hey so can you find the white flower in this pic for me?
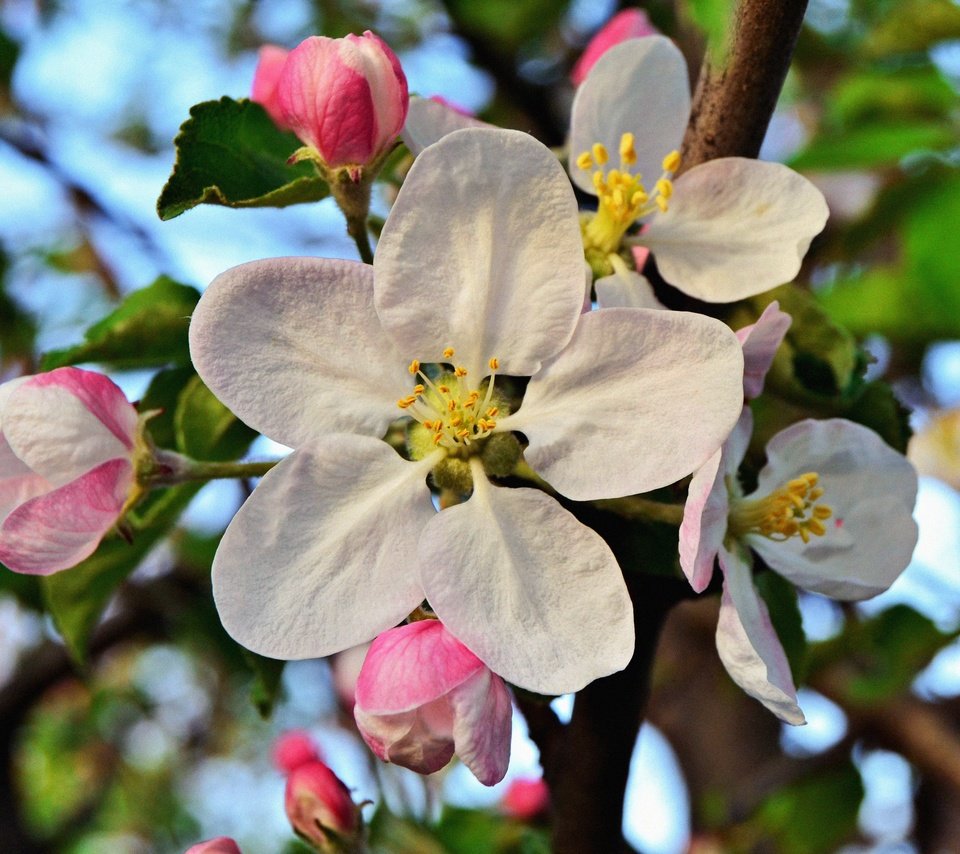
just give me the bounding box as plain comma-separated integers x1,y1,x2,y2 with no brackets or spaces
680,409,918,722
570,36,829,302
190,127,745,695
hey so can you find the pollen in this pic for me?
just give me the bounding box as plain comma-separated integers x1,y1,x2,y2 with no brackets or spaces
729,472,834,544
443,347,455,359
578,133,682,257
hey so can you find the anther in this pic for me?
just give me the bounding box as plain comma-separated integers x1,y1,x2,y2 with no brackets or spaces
592,143,609,166
443,347,455,359
489,357,499,371
619,132,637,165
656,178,673,199
662,150,681,173
576,151,594,171
454,366,468,377
408,360,420,374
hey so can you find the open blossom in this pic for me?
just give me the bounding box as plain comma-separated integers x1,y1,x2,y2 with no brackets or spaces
277,31,408,174
570,35,829,300
680,408,918,722
570,8,659,86
354,620,513,785
0,367,140,575
251,44,290,127
190,127,744,695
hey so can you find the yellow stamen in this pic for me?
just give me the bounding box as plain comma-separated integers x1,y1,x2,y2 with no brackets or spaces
443,347,455,359
728,471,833,544
454,366,468,377
662,150,681,172
489,357,499,371
408,360,420,374
576,151,594,171
619,132,637,166
592,143,608,166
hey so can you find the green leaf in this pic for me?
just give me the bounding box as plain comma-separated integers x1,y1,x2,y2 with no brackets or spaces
41,276,200,370
441,0,570,51
242,650,286,718
755,571,807,684
829,65,956,126
788,120,955,171
41,483,201,664
174,373,257,462
752,761,863,853
864,0,960,55
0,27,19,92
368,805,448,853
157,97,329,220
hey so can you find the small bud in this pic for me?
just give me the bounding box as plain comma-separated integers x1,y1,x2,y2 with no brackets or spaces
354,620,512,786
285,760,363,852
276,31,408,174
251,45,290,128
501,776,550,820
571,9,660,86
272,729,322,775
184,838,242,854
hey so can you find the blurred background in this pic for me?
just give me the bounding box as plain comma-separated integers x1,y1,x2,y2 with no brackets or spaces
1,0,960,851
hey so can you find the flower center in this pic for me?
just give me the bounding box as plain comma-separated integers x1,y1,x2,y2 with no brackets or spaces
577,133,680,259
728,472,833,544
398,348,505,457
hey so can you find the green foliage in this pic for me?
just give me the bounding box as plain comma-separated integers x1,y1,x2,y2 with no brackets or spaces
0,26,18,92
174,373,257,462
440,0,570,51
156,97,329,220
863,0,960,54
41,276,200,370
40,483,201,664
789,120,954,171
139,366,197,450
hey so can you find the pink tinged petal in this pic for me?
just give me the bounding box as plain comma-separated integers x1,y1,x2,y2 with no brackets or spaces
569,36,690,196
449,667,512,785
277,32,407,167
355,695,456,774
401,96,489,156
3,368,136,486
504,309,744,501
0,433,50,521
640,158,830,302
748,419,918,601
737,301,792,399
211,435,434,660
184,838,242,854
716,541,805,725
0,458,132,575
251,44,290,126
190,257,410,448
374,128,586,378
418,474,634,695
595,269,664,309
570,9,660,86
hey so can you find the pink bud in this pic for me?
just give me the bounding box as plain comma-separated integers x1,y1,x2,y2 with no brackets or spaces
184,838,242,854
272,729,321,774
501,776,550,819
277,31,408,171
354,620,512,786
571,9,660,86
0,367,139,575
284,760,361,850
251,45,290,127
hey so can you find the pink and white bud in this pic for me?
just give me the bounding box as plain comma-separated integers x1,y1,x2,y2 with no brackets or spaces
277,31,408,172
272,729,322,775
0,367,139,575
184,838,242,854
284,759,362,851
501,776,550,819
251,44,290,128
354,620,512,786
571,9,659,86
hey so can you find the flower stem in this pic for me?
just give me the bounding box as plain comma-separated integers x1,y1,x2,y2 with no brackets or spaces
591,495,685,526
347,213,375,265
145,450,278,486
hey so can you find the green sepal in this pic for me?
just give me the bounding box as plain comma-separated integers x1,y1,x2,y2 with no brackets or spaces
156,97,329,220
41,276,199,370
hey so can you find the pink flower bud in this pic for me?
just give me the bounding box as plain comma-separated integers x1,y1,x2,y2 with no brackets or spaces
284,759,362,850
251,44,290,127
0,367,139,575
501,776,550,819
571,9,660,86
277,31,408,171
272,729,322,774
354,620,512,786
184,838,242,854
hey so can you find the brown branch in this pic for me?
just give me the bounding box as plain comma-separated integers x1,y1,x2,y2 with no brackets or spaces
681,0,811,169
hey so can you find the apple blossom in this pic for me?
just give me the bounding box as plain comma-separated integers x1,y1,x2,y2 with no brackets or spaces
0,367,141,575
190,127,744,695
251,44,290,128
569,36,829,299
273,729,322,775
570,8,659,86
277,31,408,177
680,408,918,722
354,619,513,785
184,839,242,854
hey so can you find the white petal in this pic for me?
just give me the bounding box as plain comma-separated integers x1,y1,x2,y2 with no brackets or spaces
569,36,690,196
737,301,792,399
503,309,743,500
716,542,805,725
190,257,411,448
0,433,50,521
3,375,132,486
419,471,633,695
595,269,664,309
374,128,585,378
748,419,918,600
678,448,725,593
401,96,489,156
640,158,829,301
211,435,435,659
